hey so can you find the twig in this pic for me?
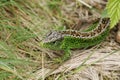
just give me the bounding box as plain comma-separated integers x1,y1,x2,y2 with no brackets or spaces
77,0,92,9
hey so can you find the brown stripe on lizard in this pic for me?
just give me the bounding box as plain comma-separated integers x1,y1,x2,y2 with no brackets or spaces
43,18,110,43
61,18,110,38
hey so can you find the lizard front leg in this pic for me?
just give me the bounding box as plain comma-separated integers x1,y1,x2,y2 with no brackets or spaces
60,40,72,61
53,49,71,63
53,40,71,63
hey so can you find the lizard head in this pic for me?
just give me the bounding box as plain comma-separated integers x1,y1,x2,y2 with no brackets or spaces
42,30,63,43
40,31,63,50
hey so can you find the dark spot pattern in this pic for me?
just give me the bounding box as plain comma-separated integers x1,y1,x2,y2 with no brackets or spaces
43,18,110,43
61,18,110,39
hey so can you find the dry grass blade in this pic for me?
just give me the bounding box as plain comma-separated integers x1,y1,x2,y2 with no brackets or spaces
0,0,120,80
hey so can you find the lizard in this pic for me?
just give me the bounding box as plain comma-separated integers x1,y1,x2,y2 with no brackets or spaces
40,18,110,62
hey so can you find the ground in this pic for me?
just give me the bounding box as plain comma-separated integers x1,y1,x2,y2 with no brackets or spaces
0,0,120,80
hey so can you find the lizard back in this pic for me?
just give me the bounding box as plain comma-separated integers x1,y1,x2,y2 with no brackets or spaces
43,18,110,43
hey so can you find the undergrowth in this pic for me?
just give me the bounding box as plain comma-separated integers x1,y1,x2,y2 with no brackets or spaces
0,0,120,80
106,0,120,28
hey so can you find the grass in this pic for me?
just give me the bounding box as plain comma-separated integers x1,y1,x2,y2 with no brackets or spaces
0,0,45,79
0,0,65,79
0,0,120,80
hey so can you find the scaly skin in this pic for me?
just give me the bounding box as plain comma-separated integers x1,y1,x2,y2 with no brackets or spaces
41,18,110,62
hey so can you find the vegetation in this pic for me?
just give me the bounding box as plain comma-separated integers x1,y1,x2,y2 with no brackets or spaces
106,0,120,28
0,0,120,80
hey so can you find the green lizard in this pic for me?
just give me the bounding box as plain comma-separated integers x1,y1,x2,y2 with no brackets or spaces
40,18,110,62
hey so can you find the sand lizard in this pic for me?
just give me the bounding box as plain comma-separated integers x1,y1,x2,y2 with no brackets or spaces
41,18,110,62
